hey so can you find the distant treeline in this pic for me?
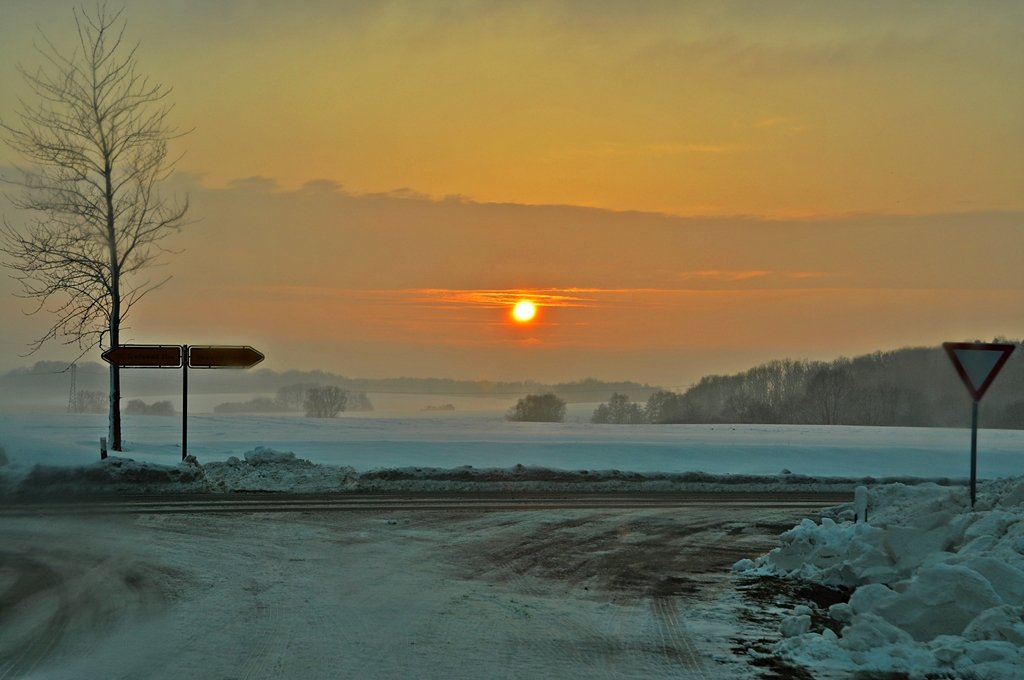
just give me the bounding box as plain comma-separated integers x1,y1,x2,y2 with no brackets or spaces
0,362,655,404
214,383,374,415
592,342,1024,429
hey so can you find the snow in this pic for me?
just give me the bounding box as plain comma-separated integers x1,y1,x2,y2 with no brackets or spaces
2,411,1023,493
736,478,1024,679
5,409,1024,677
0,508,684,679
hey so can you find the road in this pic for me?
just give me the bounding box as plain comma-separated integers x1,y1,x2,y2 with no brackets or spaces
0,490,852,515
1,492,849,680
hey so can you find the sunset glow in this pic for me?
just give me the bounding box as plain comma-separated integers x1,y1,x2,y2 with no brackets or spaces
0,2,1021,385
511,301,537,323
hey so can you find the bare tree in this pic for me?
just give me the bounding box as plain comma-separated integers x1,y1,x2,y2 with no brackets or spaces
1,4,188,450
304,386,348,418
506,393,566,423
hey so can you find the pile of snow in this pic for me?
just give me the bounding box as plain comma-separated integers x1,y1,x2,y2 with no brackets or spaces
11,456,209,495
0,448,362,495
735,478,1024,679
1,447,949,495
204,447,358,493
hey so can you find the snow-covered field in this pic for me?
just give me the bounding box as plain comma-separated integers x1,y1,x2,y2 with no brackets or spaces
2,410,1022,481
3,411,1024,678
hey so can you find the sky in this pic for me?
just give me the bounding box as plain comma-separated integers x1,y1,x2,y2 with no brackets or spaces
0,1,1022,386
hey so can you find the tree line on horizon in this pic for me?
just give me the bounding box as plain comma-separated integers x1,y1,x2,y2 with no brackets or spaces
214,383,374,417
591,343,1024,429
0,362,655,406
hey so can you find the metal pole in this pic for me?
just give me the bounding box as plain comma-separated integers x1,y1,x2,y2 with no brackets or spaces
182,345,188,461
970,399,978,507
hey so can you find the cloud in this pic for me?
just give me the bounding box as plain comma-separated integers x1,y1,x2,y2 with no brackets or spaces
300,179,345,193
416,289,597,309
226,176,281,192
676,270,826,285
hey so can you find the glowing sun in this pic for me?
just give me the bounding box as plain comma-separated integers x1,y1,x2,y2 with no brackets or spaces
511,300,537,323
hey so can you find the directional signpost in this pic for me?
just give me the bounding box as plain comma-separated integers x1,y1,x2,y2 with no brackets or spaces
103,344,264,460
101,345,182,368
943,341,1016,506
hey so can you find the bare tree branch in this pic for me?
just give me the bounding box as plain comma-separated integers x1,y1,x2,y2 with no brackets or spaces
0,3,188,450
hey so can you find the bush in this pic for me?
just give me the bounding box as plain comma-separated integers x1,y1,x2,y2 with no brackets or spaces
507,393,566,422
124,399,176,416
214,397,289,414
591,393,647,424
304,385,348,418
645,390,693,423
72,390,106,414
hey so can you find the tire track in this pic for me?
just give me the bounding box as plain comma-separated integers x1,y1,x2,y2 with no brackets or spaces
0,555,69,680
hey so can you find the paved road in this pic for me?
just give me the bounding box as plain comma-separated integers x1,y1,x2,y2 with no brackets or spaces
0,490,852,515
1,493,849,679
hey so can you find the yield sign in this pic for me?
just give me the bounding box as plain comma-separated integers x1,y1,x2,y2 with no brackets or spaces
943,342,1015,402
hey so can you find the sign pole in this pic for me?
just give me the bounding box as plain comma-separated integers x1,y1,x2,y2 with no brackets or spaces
942,341,1016,508
970,400,979,507
182,345,189,461
102,343,263,461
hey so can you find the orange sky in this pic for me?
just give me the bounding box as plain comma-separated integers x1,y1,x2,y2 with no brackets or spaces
1,2,1022,384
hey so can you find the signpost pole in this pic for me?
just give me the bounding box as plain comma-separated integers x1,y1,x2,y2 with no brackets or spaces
970,400,979,507
942,341,1016,510
182,345,189,461
102,343,262,461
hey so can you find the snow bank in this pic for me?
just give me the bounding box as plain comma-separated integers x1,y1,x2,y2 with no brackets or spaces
1,449,946,496
736,478,1024,679
203,447,358,492
11,456,209,495
353,464,885,493
0,448,361,495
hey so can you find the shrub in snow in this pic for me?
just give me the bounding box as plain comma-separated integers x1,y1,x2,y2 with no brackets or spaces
304,386,347,418
506,393,566,422
124,399,176,416
590,393,647,424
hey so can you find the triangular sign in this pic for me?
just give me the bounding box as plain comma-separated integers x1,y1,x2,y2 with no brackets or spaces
943,342,1016,402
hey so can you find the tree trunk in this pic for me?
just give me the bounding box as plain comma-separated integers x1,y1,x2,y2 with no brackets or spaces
109,362,121,451
108,273,121,450
105,162,122,451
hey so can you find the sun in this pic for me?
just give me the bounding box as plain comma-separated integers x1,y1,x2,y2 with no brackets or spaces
511,300,537,323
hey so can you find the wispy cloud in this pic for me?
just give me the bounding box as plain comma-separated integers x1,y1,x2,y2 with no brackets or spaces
677,270,825,283
551,141,749,163
413,289,596,309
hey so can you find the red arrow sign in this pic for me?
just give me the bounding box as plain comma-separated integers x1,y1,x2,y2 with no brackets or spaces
188,345,264,369
943,342,1015,402
102,345,182,368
